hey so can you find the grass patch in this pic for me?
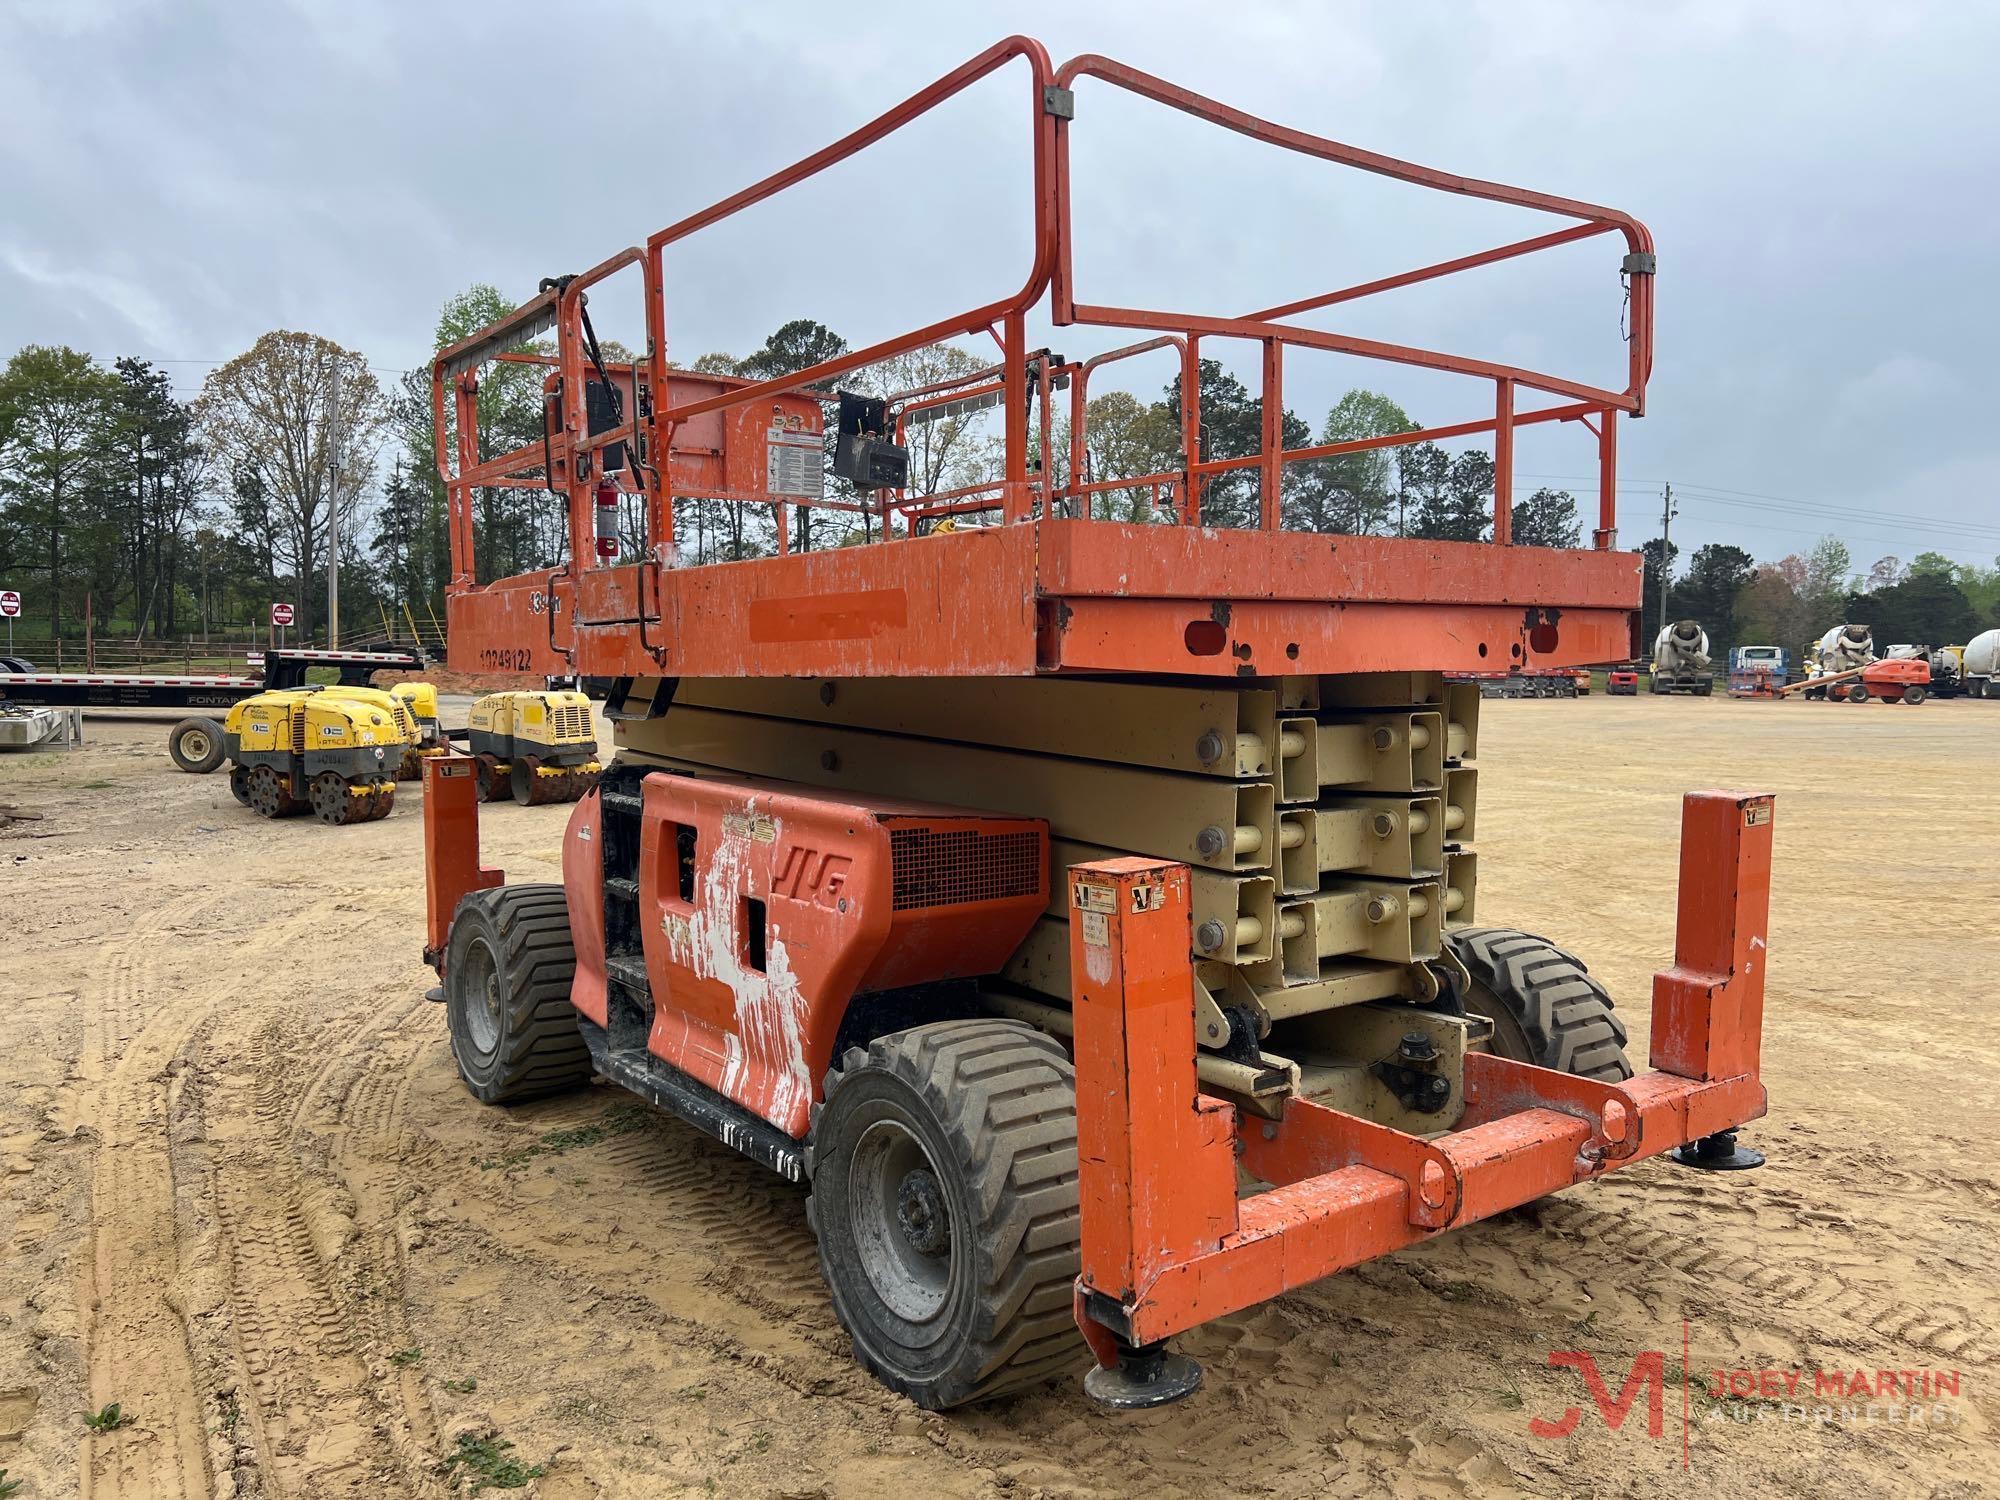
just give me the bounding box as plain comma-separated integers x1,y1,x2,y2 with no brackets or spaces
0,1468,21,1497
443,1377,478,1395
439,1432,546,1493
389,1346,424,1368
479,1103,650,1171
85,1402,131,1432
78,778,114,790
1495,1372,1524,1411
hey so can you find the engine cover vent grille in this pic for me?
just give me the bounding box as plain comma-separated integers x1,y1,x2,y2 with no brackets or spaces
890,827,1043,912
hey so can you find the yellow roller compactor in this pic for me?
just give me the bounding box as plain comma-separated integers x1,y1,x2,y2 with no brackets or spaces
223,685,417,824
467,689,601,805
390,680,447,779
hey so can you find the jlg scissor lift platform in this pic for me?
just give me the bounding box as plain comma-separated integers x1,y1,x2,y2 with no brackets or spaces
421,38,1771,1411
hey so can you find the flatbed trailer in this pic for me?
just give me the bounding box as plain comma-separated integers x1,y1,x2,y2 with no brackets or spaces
0,647,430,767
418,37,1767,1412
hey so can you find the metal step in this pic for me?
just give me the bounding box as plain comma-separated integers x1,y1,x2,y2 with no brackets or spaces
606,954,650,995
577,1020,806,1183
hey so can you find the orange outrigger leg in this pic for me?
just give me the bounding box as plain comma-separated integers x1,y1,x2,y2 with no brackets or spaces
1068,789,1772,1404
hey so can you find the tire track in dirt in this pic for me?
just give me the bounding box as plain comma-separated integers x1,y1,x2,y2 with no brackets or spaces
1534,1163,1996,1369
77,899,220,1500
198,971,450,1498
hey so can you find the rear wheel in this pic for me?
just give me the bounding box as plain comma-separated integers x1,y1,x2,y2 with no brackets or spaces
808,1020,1084,1409
444,884,593,1104
168,717,226,774
1847,684,1869,703
1449,926,1632,1081
245,764,295,819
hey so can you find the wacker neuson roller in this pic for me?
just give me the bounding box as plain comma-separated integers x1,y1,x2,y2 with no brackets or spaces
419,39,1773,1410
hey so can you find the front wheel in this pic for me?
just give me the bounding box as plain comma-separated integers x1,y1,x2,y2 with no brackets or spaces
808,1020,1084,1409
444,884,593,1104
1449,926,1632,1081
1902,685,1927,706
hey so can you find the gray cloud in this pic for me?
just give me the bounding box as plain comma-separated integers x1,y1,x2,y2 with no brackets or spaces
2,0,1994,564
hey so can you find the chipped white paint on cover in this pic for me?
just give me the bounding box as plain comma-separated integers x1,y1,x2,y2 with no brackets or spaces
660,798,812,1126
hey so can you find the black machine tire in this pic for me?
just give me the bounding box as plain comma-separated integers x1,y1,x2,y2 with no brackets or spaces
444,884,593,1105
168,716,226,774
1903,684,1927,706
245,763,293,819
1847,683,1869,703
228,765,253,806
309,769,357,826
808,1019,1084,1410
510,756,539,807
475,754,512,803
1695,678,1714,697
1449,926,1633,1081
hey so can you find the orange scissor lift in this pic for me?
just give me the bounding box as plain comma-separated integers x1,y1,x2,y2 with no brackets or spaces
421,38,1772,1409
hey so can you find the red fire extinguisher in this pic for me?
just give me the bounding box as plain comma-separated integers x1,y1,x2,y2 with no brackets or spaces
595,478,618,559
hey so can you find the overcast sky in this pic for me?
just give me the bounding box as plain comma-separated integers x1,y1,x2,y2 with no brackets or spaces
4,0,1996,568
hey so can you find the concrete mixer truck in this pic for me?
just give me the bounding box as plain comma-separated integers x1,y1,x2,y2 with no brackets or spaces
1651,619,1715,695
1962,628,2000,699
1802,624,1873,699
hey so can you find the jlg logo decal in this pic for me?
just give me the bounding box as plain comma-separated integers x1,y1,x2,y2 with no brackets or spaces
771,845,852,906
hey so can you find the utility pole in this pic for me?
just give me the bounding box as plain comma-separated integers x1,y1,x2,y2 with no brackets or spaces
327,353,342,648
1657,481,1677,641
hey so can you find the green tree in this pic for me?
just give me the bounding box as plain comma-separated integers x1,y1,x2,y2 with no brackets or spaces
1845,569,1978,651
1668,543,1755,653
0,344,118,637
1074,390,1179,523
1288,388,1417,535
1406,446,1494,542
198,332,385,640
1733,563,1802,651
1155,358,1308,529
1511,487,1581,549
105,358,206,637
734,319,847,382
1637,536,1680,644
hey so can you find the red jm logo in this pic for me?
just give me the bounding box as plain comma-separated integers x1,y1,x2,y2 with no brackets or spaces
1531,1350,1667,1440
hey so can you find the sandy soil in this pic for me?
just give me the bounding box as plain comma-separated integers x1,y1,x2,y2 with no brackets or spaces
0,694,1993,1499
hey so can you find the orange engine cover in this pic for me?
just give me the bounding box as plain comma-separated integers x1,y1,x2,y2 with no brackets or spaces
635,772,1048,1137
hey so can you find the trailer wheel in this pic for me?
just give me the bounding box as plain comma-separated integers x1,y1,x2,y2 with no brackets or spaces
808,1020,1083,1410
1449,926,1632,1081
444,884,593,1105
168,717,226,774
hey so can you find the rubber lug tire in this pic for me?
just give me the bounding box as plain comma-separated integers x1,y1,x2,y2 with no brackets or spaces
444,883,593,1105
169,716,226,774
1448,925,1633,1081
807,1019,1084,1409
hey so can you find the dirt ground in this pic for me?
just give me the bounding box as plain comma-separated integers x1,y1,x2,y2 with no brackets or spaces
1,692,1993,1499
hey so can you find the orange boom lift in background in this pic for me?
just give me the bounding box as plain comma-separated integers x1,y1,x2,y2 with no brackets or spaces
421,37,1771,1409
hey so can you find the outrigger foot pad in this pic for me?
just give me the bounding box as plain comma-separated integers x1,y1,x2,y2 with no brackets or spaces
1083,1341,1204,1410
1672,1128,1765,1171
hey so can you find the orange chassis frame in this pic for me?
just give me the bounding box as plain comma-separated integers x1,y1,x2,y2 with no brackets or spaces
422,36,1769,1387
1065,792,1769,1358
